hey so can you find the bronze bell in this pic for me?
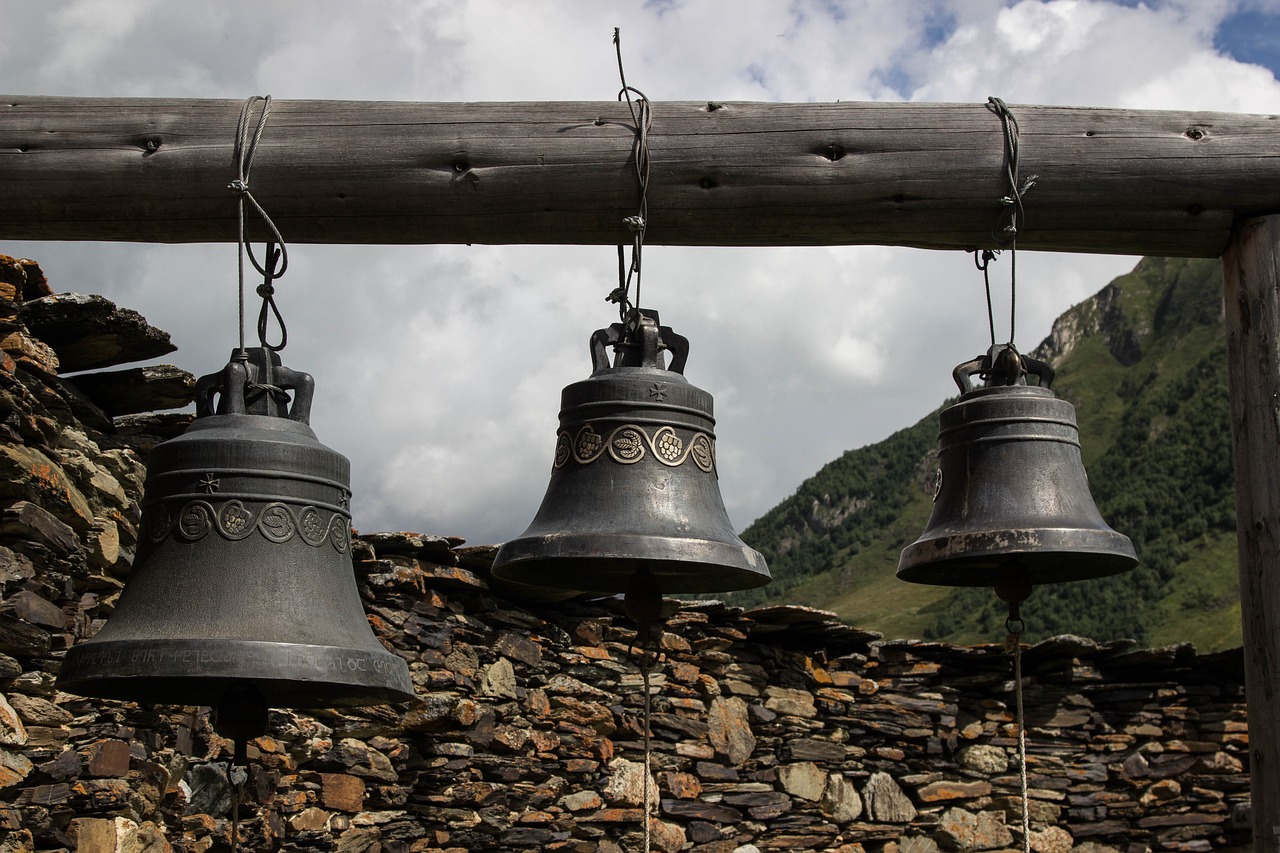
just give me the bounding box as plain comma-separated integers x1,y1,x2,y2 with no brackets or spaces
897,345,1138,587
58,348,413,712
492,309,770,595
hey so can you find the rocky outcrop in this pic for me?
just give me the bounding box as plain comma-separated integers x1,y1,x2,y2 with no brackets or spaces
0,256,1256,852
1033,280,1145,368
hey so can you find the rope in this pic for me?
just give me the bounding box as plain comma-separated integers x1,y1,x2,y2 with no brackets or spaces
229,96,289,355
979,97,1037,350
608,28,653,322
1006,611,1032,853
225,758,243,851
641,663,653,853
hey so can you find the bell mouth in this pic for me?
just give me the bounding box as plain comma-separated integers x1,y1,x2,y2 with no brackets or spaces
896,527,1139,587
58,638,414,709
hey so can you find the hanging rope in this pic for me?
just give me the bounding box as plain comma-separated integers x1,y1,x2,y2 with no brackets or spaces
229,95,290,356
1005,604,1032,853
977,97,1037,349
607,28,653,326
640,661,655,853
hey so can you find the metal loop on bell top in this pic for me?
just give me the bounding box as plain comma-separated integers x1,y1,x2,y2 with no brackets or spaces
952,344,1055,395
194,347,315,423
589,308,690,375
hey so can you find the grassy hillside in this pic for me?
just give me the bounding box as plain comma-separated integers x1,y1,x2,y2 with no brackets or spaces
733,257,1240,651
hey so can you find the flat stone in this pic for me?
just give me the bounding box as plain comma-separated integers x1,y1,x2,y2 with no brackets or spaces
764,686,816,718
67,364,195,416
86,739,131,777
915,780,993,802
6,693,72,726
0,748,33,789
935,807,1013,851
0,443,93,532
779,762,827,801
290,807,332,832
320,773,366,812
560,790,603,811
7,589,66,629
19,293,176,373
1029,825,1074,853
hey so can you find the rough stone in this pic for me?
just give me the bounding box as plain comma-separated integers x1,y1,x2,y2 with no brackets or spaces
19,292,176,373
708,696,756,766
778,761,827,801
820,772,864,824
863,772,917,823
603,757,657,808
66,364,195,416
935,807,1014,851
958,744,1008,775
479,657,518,699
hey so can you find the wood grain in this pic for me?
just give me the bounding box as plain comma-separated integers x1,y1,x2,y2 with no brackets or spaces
1223,214,1280,851
1,97,1277,255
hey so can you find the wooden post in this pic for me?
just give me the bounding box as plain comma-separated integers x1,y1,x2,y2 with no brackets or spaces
1224,214,1280,850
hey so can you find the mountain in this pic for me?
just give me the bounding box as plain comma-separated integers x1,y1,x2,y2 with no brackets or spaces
732,257,1240,651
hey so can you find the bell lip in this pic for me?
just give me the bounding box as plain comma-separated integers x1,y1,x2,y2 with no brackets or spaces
897,527,1138,587
57,638,413,708
492,533,771,594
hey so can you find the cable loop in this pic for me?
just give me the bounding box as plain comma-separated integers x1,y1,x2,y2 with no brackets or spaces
978,97,1036,349
611,29,652,324
231,96,290,355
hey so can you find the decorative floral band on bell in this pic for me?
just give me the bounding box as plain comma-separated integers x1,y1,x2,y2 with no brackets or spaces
145,499,351,552
554,423,716,472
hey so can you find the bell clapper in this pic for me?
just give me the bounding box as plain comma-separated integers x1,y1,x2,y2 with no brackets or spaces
212,683,269,851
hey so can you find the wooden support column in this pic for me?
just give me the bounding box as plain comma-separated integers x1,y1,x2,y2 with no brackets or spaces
1224,214,1280,850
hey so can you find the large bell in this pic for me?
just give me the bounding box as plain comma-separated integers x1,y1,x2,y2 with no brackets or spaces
897,345,1138,587
58,348,413,710
492,310,770,595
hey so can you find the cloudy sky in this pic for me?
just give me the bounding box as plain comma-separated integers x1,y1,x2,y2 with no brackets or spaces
3,0,1280,546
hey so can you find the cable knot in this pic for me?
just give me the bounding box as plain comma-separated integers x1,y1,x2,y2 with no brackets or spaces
623,215,646,232
228,179,249,194
256,283,275,298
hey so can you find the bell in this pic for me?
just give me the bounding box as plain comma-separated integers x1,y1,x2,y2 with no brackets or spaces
58,348,413,711
897,345,1138,587
492,309,770,595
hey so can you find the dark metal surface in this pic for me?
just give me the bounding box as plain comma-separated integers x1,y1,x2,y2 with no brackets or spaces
492,310,771,594
58,348,413,708
898,347,1138,587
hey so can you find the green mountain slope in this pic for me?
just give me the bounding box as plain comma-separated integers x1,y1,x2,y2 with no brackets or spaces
733,257,1240,651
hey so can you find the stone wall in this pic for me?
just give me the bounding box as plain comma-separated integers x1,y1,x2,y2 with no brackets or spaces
0,256,1253,853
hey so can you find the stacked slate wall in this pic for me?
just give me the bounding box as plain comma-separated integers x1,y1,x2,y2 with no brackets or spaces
0,256,1252,852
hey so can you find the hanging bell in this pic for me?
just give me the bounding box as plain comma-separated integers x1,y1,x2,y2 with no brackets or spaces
58,348,413,711
492,309,770,595
897,345,1137,587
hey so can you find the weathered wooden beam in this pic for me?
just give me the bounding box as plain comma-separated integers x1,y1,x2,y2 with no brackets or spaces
1223,214,1280,852
1,96,1278,256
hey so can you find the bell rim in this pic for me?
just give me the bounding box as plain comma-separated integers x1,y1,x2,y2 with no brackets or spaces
58,637,413,708
493,533,771,594
897,526,1138,587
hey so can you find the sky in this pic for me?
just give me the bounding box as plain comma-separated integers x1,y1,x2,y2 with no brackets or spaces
3,0,1280,546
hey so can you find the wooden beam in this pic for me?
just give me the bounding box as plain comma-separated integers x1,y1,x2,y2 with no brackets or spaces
1224,214,1280,852
1,96,1278,256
